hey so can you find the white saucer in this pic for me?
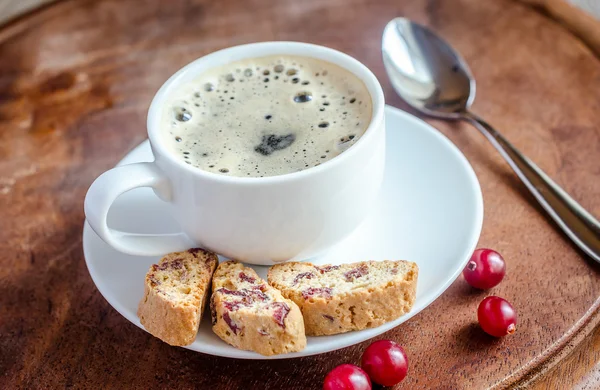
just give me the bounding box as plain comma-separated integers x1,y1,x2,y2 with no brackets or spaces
83,105,483,359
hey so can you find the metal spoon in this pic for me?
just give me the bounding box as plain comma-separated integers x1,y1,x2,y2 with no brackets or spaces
382,17,600,263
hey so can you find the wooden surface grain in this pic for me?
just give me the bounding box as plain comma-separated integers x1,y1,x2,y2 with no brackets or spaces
0,0,599,389
0,0,55,25
515,0,600,58
1,0,599,26
533,325,600,389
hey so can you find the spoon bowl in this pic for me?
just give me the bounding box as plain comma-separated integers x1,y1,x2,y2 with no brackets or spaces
382,18,474,119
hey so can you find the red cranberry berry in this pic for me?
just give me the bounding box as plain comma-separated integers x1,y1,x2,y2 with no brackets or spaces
361,340,408,386
463,248,506,289
323,364,371,390
477,296,517,337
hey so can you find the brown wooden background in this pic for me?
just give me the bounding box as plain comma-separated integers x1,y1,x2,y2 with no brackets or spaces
0,0,599,388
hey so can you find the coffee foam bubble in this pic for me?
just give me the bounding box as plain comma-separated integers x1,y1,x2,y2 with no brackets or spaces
161,55,372,177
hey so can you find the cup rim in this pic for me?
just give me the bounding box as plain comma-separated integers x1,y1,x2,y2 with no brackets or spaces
147,41,385,184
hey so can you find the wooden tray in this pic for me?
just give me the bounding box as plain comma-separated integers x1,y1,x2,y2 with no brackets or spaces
0,0,599,388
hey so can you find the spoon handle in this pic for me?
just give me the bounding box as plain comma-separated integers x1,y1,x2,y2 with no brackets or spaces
462,111,600,262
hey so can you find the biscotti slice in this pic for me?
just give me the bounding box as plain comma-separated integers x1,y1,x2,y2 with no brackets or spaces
137,248,218,346
210,261,306,356
268,260,418,336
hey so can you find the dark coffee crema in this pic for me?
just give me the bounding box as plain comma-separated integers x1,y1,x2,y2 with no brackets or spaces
161,55,372,177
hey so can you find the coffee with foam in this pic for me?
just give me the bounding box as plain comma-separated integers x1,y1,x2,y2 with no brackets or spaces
161,55,372,177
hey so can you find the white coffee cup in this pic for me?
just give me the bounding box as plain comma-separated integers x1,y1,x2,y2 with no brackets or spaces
84,42,385,265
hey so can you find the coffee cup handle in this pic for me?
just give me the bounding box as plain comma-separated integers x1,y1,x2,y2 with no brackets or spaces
84,162,195,256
